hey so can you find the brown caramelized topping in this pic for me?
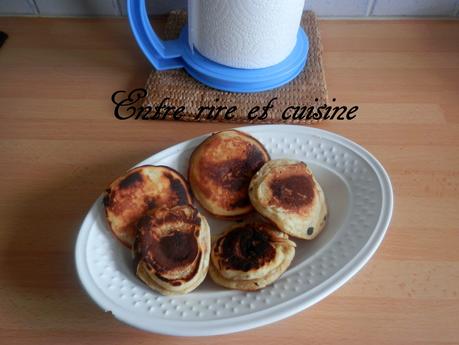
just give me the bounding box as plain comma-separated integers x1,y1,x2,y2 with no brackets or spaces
148,231,198,272
119,171,144,189
202,146,265,190
196,136,268,210
133,206,201,275
269,174,314,210
163,172,190,205
217,225,276,272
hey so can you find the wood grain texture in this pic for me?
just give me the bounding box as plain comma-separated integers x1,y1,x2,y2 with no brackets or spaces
0,17,458,345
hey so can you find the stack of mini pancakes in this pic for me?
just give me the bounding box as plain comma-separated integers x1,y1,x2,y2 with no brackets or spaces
103,130,327,295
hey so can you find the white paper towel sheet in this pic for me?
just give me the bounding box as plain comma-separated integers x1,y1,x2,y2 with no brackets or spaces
188,0,305,69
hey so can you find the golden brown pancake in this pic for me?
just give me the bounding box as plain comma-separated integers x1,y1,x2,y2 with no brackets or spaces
249,159,327,240
133,205,210,295
103,165,193,248
209,223,295,291
188,130,270,219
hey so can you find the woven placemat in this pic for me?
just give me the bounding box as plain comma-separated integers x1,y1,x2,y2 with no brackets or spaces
144,11,327,124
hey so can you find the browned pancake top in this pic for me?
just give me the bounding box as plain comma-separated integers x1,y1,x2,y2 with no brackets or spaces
104,168,190,216
268,163,315,212
103,166,192,247
191,131,269,213
133,206,201,282
214,224,276,272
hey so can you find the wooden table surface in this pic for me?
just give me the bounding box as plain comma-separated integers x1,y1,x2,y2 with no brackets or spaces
1,17,458,345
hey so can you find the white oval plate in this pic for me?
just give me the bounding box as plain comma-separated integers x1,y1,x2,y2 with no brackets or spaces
75,125,393,336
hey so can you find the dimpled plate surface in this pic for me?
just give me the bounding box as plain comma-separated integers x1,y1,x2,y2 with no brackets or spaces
75,125,393,336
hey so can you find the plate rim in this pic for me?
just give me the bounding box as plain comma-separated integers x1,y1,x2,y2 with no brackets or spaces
75,125,394,336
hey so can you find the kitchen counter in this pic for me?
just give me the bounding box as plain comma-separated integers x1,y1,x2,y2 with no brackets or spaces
0,17,458,345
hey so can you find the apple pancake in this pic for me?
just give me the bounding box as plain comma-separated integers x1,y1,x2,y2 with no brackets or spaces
209,223,295,291
103,165,193,248
133,205,210,295
188,130,269,219
249,159,327,240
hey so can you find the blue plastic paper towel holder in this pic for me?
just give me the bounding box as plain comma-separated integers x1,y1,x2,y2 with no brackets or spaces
127,0,309,93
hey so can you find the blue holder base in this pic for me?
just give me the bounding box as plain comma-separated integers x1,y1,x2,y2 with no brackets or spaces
128,0,309,93
179,28,309,93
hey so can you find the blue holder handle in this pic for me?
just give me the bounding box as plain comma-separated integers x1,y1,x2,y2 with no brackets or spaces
127,0,184,70
127,0,310,93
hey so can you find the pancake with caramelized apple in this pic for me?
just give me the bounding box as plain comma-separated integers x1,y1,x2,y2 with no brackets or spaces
209,223,295,291
188,130,270,219
133,205,210,295
103,165,193,248
249,159,327,240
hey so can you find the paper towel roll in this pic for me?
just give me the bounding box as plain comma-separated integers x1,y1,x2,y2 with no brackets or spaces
188,0,305,69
